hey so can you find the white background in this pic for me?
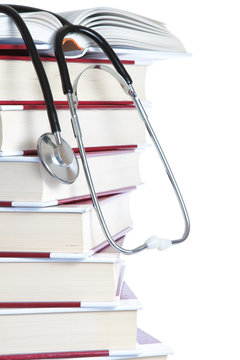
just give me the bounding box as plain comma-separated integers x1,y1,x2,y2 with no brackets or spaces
4,1,240,359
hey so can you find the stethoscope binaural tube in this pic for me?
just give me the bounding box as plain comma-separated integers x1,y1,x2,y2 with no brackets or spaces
46,24,190,254
0,5,79,184
0,4,60,134
54,25,132,93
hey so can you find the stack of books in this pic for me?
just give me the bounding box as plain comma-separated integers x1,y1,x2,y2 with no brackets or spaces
0,6,186,360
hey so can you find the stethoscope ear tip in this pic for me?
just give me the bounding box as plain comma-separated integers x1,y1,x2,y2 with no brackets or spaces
145,236,172,251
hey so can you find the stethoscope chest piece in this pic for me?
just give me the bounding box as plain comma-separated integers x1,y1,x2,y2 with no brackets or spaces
37,133,79,184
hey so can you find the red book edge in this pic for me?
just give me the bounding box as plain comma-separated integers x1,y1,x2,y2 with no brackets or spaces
0,100,135,108
0,350,110,360
0,301,81,309
0,50,134,64
22,145,137,156
0,330,160,360
57,186,136,205
0,44,27,50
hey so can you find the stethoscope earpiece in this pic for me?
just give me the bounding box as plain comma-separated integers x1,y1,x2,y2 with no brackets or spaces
37,132,79,184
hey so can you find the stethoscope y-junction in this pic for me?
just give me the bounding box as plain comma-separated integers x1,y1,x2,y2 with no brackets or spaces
0,4,190,255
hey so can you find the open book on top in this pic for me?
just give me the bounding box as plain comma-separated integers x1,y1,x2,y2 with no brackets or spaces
0,7,187,59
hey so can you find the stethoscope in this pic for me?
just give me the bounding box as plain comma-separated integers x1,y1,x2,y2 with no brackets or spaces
1,4,190,255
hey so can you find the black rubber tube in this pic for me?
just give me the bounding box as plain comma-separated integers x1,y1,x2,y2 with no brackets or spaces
0,4,61,133
54,24,133,94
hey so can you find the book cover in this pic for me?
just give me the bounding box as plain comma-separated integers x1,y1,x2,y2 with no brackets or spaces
0,188,135,255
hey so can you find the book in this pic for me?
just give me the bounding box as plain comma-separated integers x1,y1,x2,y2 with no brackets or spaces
0,150,142,206
0,56,146,101
0,283,141,356
0,328,173,359
0,191,133,256
0,102,147,155
0,8,187,59
0,241,126,304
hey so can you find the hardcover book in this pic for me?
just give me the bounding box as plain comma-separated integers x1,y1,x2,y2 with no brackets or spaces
0,102,147,155
0,283,141,356
0,56,146,101
0,150,142,206
0,243,126,304
0,328,173,360
0,192,133,256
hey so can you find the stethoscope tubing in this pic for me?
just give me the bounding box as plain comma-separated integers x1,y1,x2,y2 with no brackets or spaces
129,84,190,244
54,24,132,95
1,5,190,254
0,4,61,134
55,25,146,254
54,26,190,253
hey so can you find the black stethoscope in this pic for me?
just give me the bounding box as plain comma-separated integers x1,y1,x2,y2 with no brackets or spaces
0,4,190,255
